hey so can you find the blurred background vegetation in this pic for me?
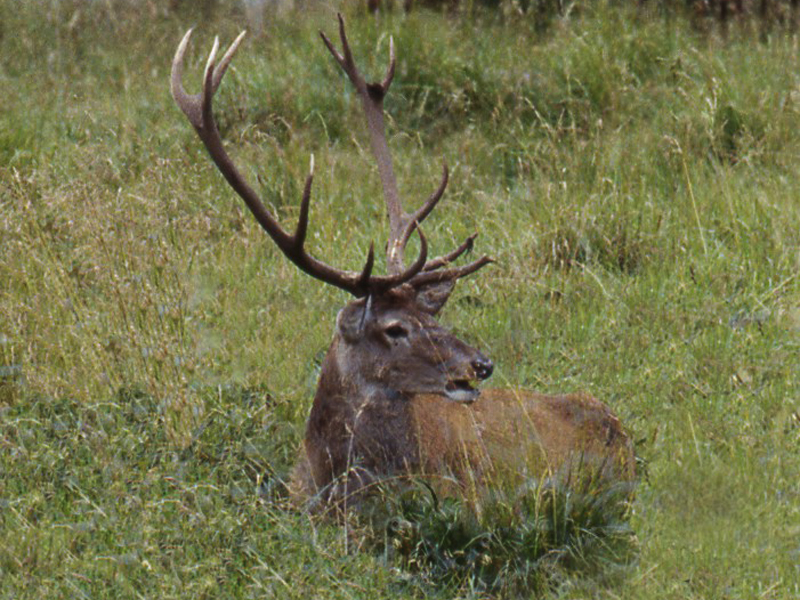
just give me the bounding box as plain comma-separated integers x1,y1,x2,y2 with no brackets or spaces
1,0,799,598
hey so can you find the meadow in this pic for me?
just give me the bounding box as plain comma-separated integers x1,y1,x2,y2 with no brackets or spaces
1,0,799,597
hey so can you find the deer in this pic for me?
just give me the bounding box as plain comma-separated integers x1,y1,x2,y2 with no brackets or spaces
170,15,636,513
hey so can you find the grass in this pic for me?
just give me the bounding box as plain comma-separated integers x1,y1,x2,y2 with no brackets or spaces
1,0,799,597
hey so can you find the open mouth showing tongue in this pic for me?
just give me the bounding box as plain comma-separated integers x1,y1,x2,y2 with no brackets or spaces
445,379,479,403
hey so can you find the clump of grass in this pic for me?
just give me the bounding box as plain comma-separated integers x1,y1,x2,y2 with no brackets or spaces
539,216,653,274
357,475,636,596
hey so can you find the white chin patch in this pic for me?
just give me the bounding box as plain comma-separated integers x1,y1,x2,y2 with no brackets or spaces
444,387,480,404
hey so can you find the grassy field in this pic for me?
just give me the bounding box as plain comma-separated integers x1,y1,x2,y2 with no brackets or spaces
1,0,799,597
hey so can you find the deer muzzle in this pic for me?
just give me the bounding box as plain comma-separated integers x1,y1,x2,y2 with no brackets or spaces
443,353,493,404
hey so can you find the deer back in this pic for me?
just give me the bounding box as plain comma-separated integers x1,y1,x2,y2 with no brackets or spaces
411,390,635,491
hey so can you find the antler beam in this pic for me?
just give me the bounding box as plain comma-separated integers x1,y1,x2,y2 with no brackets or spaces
320,14,492,284
172,18,491,298
171,29,428,297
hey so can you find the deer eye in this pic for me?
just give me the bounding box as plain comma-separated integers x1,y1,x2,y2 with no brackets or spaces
384,323,409,339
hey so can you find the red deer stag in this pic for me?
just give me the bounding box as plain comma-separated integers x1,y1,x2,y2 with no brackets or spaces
171,16,635,511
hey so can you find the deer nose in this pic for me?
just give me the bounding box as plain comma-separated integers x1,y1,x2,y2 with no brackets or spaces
472,356,494,380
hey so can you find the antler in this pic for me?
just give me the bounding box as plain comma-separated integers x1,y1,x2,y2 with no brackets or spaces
171,29,428,297
320,14,492,285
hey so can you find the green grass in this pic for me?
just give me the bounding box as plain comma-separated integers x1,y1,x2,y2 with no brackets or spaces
1,0,799,598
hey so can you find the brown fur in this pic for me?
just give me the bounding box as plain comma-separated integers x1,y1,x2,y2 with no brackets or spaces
288,291,635,511
412,390,634,487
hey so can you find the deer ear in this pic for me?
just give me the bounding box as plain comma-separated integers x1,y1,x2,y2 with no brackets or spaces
414,280,456,315
336,297,372,342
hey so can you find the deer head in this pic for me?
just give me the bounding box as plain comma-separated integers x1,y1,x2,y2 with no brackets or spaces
331,285,494,403
171,15,494,403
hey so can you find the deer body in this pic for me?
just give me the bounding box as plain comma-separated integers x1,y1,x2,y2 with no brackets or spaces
294,387,634,507
411,390,633,488
289,289,633,508
171,16,635,513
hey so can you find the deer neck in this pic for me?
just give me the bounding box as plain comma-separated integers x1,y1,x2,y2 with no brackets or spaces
312,335,406,418
304,336,419,491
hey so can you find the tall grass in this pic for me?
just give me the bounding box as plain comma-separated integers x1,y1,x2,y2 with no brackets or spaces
1,1,799,598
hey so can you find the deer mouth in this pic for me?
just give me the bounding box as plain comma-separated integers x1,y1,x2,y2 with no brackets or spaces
445,379,480,403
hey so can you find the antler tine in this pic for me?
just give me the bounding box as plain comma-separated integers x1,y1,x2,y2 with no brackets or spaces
171,30,404,298
320,14,396,100
212,31,246,93
423,233,478,272
357,242,376,289
410,255,494,288
321,14,409,273
381,37,396,93
397,162,449,251
395,163,491,286
171,29,200,125
200,36,222,131
294,155,314,250
319,17,352,80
